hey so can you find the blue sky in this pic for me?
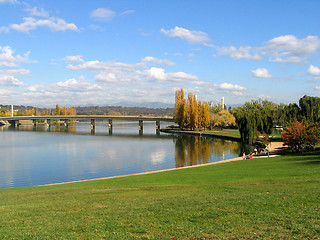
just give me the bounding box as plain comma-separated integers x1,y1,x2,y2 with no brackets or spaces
1,0,320,107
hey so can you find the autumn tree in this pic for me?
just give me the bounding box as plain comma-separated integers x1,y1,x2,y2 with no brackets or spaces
186,93,197,130
61,106,67,115
211,109,236,128
174,88,186,128
0,108,8,117
55,104,61,115
175,89,209,130
282,121,320,152
67,107,76,115
193,94,199,129
198,101,210,129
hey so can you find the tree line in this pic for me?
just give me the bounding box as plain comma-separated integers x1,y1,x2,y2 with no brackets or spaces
232,95,320,151
175,91,320,152
175,88,210,130
0,104,174,117
0,104,76,117
175,88,236,130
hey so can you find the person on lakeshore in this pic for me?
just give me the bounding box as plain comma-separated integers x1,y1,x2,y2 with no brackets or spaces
243,152,246,160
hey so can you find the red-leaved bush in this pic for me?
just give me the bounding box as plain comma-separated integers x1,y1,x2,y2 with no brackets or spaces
282,121,320,152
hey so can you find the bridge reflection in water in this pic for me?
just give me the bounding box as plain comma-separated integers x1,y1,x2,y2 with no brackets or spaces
0,115,174,135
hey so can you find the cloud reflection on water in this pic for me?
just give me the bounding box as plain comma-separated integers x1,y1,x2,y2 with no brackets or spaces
0,123,245,188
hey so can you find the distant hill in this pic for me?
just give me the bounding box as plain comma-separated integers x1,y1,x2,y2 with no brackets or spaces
111,101,174,109
74,105,174,116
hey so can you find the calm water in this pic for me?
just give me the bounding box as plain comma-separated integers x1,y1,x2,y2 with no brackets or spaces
0,121,249,188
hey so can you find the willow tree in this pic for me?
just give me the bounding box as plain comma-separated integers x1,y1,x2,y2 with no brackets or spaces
233,100,276,144
175,88,186,128
299,95,320,123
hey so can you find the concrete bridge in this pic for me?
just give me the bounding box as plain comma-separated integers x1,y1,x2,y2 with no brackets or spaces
0,115,174,135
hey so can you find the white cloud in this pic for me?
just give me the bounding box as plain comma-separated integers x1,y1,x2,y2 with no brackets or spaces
26,77,102,95
0,46,32,67
144,67,198,83
251,68,272,78
24,6,49,18
0,0,20,4
264,35,320,63
217,46,262,60
95,71,141,85
217,35,320,63
0,69,30,75
142,56,175,66
219,83,246,91
144,67,167,81
90,8,116,21
0,75,24,86
64,55,84,63
160,26,211,45
0,69,29,86
119,10,135,16
315,86,320,91
10,17,78,33
56,77,103,92
67,57,198,87
308,65,320,78
67,60,137,72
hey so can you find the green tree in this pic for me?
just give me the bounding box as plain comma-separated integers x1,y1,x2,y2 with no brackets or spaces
299,95,320,123
233,100,276,144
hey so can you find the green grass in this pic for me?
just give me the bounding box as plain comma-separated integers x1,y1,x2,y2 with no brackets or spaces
205,128,241,139
0,151,319,239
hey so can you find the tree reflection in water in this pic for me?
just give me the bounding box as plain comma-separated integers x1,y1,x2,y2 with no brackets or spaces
174,135,248,168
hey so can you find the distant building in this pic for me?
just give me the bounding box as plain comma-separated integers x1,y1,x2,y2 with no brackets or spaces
221,97,225,109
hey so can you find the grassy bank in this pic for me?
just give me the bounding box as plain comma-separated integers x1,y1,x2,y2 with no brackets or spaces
0,151,319,239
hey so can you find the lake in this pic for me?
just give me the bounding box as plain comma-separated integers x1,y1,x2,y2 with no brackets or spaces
0,121,249,188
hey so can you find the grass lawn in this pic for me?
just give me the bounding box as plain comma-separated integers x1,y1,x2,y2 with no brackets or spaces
0,150,319,239
205,128,241,139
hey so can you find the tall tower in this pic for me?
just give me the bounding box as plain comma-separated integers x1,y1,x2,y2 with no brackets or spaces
221,97,225,109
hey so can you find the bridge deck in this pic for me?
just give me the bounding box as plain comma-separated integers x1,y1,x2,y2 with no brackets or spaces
0,115,174,122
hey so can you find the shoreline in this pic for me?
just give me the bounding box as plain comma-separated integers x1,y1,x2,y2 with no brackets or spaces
43,141,286,187
160,128,241,142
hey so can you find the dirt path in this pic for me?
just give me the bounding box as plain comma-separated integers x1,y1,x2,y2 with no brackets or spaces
268,141,287,154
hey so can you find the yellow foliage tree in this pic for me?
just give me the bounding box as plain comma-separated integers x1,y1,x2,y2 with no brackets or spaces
186,93,197,130
61,106,67,115
210,109,236,128
199,101,210,129
175,88,186,128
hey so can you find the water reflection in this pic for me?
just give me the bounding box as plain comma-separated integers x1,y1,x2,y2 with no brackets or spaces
0,123,249,188
174,135,241,167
